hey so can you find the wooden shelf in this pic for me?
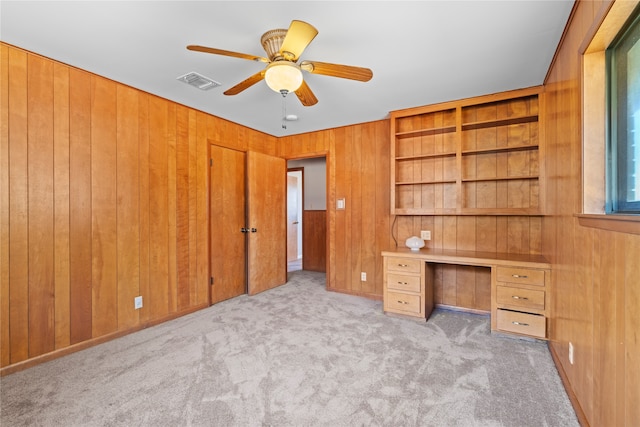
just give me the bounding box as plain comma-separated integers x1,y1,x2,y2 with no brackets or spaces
461,144,539,155
460,208,543,216
396,152,457,161
461,115,538,131
390,87,544,216
462,175,538,183
395,126,457,139
393,208,458,215
396,179,457,185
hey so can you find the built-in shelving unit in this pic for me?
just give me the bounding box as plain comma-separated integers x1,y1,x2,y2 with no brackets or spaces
390,86,544,215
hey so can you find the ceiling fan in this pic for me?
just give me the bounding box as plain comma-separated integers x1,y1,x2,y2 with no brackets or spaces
187,20,373,106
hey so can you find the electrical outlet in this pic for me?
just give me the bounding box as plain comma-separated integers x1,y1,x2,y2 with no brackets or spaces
569,342,574,365
420,230,431,240
361,272,367,281
134,296,143,310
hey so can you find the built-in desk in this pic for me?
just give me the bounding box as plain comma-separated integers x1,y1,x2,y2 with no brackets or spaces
382,248,551,340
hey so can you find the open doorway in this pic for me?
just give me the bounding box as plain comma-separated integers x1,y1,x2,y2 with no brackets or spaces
287,168,303,272
287,157,327,273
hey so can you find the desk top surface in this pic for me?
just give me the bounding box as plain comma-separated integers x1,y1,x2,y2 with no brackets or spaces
382,248,550,269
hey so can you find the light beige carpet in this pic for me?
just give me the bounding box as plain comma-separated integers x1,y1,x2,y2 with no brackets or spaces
1,270,577,426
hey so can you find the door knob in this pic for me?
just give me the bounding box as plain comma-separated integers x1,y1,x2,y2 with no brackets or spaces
251,228,257,233
292,221,299,224
240,228,249,233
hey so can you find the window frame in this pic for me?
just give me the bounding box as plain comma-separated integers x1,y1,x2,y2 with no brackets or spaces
578,0,640,235
606,5,640,214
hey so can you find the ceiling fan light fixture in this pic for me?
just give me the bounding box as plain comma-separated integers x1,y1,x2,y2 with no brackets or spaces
264,61,303,93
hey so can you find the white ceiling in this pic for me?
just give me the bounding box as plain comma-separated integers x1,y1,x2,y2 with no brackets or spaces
1,1,575,137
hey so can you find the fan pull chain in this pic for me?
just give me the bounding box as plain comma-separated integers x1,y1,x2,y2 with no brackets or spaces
281,90,288,129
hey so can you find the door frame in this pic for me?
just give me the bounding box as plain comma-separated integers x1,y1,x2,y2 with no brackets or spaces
287,167,304,267
285,153,329,280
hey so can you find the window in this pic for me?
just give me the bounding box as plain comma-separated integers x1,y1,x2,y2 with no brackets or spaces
607,7,640,213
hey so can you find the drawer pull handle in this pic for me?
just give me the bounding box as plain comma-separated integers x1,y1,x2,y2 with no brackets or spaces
512,321,529,326
398,264,409,267
397,300,409,304
398,282,408,285
512,295,529,300
512,274,528,279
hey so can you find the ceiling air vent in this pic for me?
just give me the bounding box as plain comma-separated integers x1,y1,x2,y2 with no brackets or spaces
176,72,221,90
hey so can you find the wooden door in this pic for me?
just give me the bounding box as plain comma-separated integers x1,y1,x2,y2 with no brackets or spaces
247,151,287,295
209,145,246,304
287,174,299,262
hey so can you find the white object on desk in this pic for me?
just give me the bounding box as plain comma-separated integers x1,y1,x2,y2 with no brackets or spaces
405,236,425,251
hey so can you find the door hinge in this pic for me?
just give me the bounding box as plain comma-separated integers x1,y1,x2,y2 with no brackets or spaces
210,277,214,285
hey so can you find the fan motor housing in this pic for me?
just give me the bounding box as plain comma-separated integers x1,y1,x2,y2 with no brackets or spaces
261,29,287,60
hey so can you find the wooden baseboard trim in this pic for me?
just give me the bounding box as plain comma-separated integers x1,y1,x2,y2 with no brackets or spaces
326,286,383,301
0,303,209,377
435,304,490,316
548,342,590,427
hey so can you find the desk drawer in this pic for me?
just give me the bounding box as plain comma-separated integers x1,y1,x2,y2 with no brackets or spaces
386,257,421,274
387,273,421,293
386,291,422,315
496,266,545,287
496,309,546,338
497,285,545,311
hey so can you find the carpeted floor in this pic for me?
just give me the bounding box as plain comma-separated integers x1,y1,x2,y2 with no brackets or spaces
1,270,578,426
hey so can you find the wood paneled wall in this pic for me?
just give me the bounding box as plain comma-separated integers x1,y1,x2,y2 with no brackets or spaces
397,215,541,312
0,43,275,372
279,122,542,308
543,1,640,426
279,122,394,299
302,210,326,272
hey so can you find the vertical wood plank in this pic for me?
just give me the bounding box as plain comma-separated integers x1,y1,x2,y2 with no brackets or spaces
116,84,140,330
0,44,10,366
188,109,198,305
361,124,376,294
475,268,491,310
176,106,191,310
476,217,497,252
302,211,327,272
138,93,150,323
8,48,29,363
595,229,616,425
68,68,92,344
350,125,363,292
195,111,208,305
344,126,354,290
442,265,457,306
456,266,475,308
456,216,476,251
334,128,347,290
27,54,55,357
375,121,391,294
625,234,640,426
327,131,337,290
91,76,118,337
53,62,70,350
148,96,170,318
167,104,177,313
442,216,457,249
614,232,626,426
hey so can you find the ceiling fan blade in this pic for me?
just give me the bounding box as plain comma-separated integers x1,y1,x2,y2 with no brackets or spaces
294,80,318,107
223,71,266,95
187,45,269,63
300,60,373,82
279,20,318,61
